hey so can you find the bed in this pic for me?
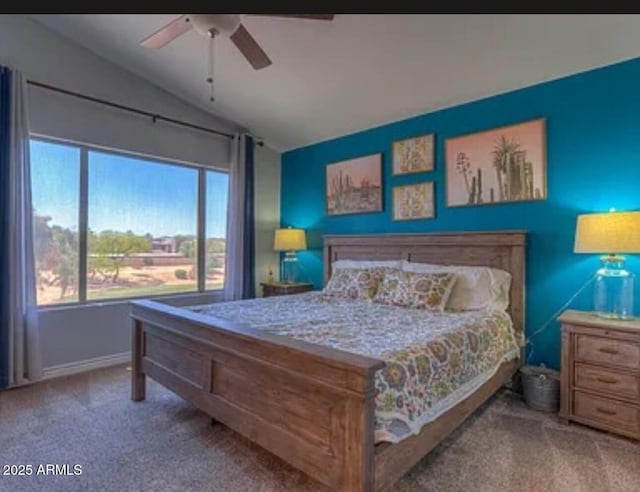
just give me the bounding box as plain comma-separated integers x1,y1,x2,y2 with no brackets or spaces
130,231,526,491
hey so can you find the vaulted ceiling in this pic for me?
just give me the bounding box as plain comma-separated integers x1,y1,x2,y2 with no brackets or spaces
33,14,640,151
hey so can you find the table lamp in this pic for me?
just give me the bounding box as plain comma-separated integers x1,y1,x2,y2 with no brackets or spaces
274,227,307,283
574,210,640,319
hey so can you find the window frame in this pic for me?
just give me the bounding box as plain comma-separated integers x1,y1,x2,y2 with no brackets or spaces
30,135,228,308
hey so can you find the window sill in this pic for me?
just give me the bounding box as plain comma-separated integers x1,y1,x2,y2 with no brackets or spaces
37,289,224,312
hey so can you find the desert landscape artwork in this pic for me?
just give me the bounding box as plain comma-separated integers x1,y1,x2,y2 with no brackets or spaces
445,119,546,207
392,133,434,175
392,182,434,220
326,153,383,215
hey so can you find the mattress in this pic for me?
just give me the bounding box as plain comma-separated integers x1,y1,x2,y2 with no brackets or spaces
190,292,521,443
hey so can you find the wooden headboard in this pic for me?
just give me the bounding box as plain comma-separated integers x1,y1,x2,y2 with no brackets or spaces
323,231,526,336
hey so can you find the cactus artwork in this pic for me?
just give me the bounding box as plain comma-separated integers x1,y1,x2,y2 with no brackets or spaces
446,119,546,207
326,154,383,215
393,182,434,220
393,134,435,175
456,155,485,205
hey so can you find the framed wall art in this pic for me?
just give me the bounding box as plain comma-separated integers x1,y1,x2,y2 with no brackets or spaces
445,118,546,207
392,181,434,221
392,133,434,175
326,153,383,216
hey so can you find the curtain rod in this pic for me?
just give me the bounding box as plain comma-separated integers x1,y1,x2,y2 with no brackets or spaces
27,80,236,140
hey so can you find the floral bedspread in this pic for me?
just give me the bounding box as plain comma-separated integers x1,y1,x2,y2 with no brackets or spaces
190,293,522,443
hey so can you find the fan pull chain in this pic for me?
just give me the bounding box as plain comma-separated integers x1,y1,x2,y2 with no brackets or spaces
207,31,216,102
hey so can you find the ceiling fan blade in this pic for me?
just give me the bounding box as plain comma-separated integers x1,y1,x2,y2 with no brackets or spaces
140,15,193,49
252,14,334,20
230,24,272,70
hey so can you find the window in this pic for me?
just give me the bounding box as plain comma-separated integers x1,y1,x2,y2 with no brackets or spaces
31,141,81,305
206,170,228,290
30,139,229,306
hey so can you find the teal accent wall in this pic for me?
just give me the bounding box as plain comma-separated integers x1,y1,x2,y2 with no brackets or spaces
281,58,640,369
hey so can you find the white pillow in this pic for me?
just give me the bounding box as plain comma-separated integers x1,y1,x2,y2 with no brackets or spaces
332,259,402,270
401,261,511,311
487,268,511,311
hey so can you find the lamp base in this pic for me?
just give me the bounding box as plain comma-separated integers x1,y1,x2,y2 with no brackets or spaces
594,311,635,321
593,255,634,320
280,251,299,284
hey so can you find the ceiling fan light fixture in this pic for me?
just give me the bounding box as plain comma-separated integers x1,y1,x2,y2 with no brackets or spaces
191,14,241,37
139,13,334,72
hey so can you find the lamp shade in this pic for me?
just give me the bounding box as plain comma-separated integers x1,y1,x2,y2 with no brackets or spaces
574,211,640,254
274,228,307,252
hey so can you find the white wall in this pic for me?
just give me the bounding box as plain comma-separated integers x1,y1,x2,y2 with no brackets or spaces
39,292,223,369
254,144,281,294
0,15,238,168
0,15,281,371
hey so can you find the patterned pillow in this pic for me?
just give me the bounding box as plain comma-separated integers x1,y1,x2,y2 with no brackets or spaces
373,270,457,311
323,267,390,300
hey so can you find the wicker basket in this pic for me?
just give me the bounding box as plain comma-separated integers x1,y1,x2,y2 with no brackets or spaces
520,365,560,412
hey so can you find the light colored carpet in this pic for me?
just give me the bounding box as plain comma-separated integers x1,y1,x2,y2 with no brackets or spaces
1,364,638,492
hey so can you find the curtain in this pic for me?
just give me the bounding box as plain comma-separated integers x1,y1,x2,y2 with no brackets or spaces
223,134,255,301
242,135,255,299
0,67,9,388
0,67,42,389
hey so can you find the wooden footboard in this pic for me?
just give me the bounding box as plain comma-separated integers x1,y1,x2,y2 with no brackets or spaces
131,300,385,491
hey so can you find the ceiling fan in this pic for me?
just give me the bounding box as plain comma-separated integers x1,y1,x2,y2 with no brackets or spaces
140,14,334,70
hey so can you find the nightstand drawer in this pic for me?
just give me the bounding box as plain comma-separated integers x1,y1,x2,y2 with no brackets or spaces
560,311,640,439
576,334,640,369
574,364,640,401
574,391,639,433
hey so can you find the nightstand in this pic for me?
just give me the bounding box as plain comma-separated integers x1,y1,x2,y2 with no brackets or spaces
558,310,640,440
260,282,313,298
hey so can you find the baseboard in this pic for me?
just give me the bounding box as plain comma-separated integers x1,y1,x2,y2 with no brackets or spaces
43,352,130,380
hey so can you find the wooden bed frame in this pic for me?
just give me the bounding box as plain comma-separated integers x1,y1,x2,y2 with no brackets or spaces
130,231,526,491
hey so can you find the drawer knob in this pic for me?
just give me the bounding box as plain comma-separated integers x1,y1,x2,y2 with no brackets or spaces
598,347,619,355
596,407,617,416
595,376,619,384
